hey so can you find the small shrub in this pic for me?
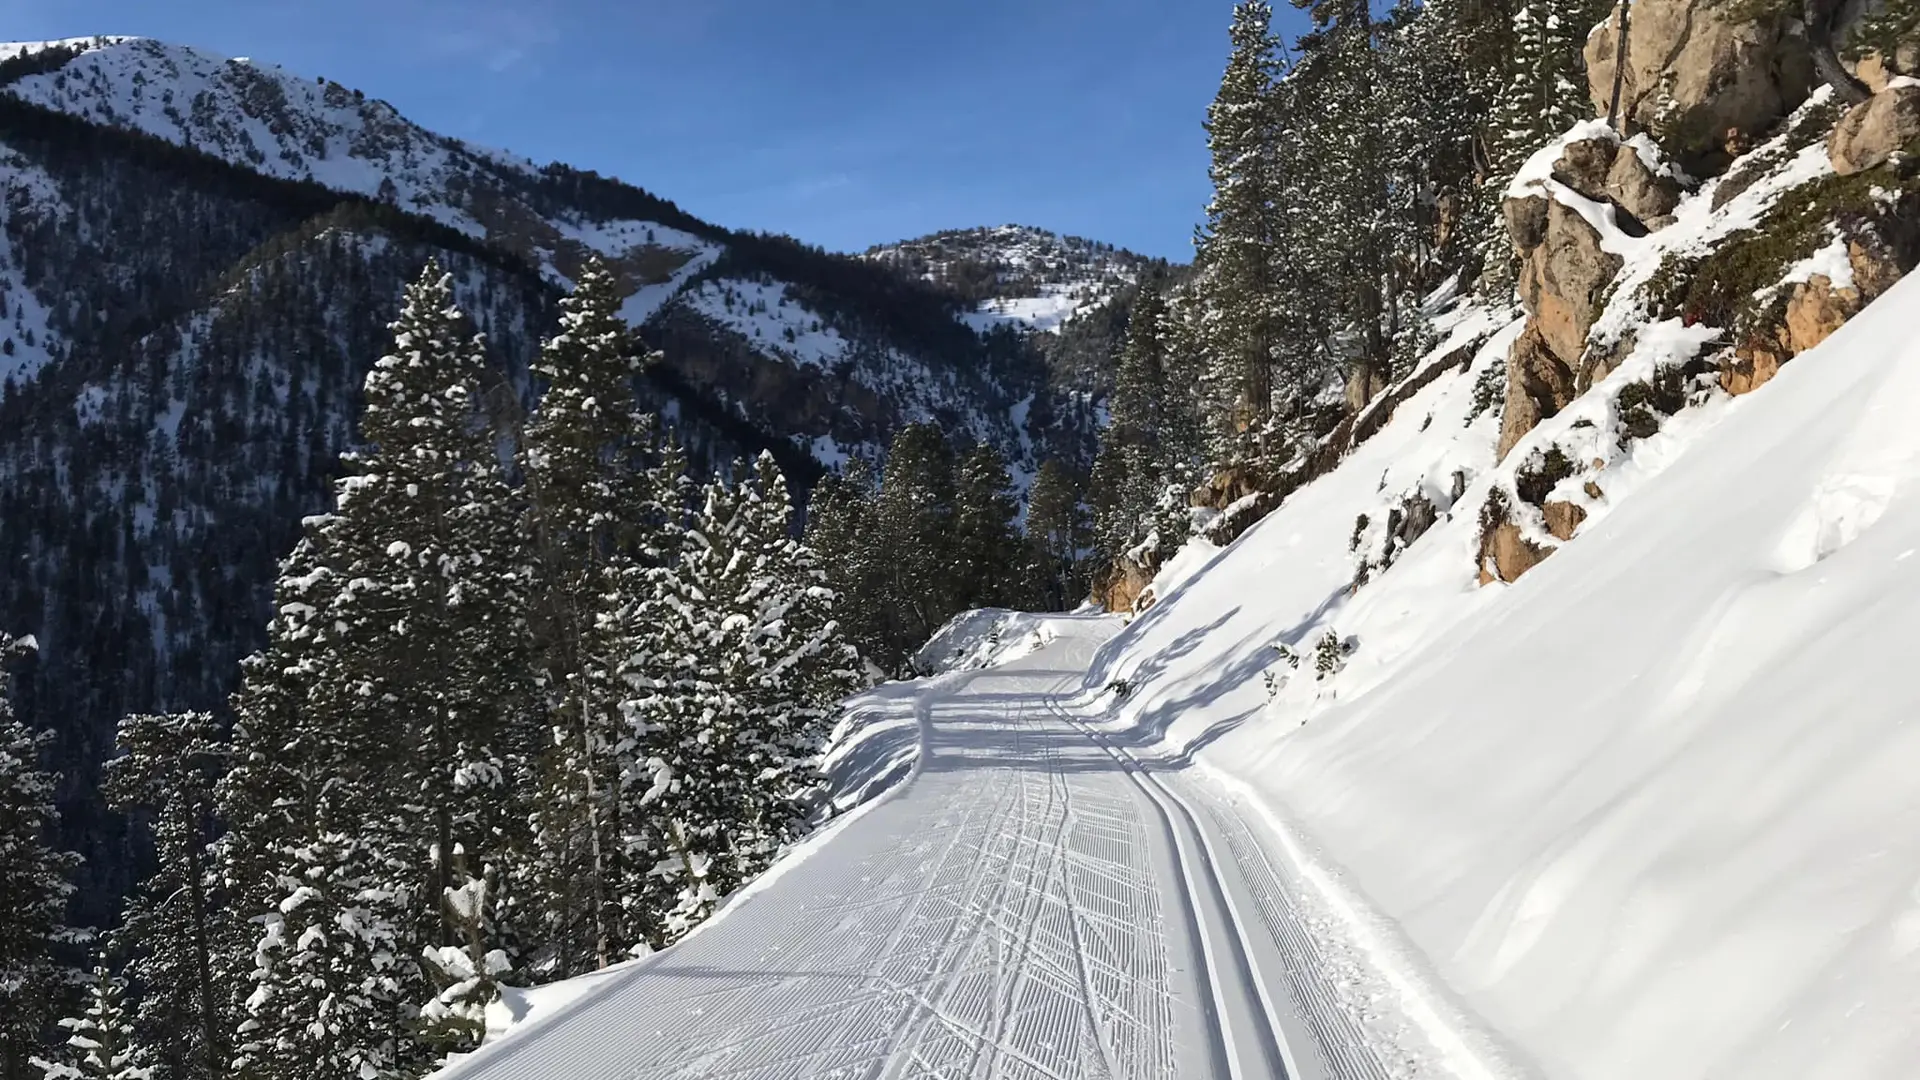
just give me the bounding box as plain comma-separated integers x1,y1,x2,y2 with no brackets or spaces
1514,445,1576,506
1349,513,1370,553
1106,678,1132,699
1313,630,1345,681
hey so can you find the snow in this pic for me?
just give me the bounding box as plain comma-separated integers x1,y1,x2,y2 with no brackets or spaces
912,607,1117,674
614,242,720,327
959,284,1103,335
0,37,699,285
432,627,1422,1080
678,277,850,370
1078,272,1920,1078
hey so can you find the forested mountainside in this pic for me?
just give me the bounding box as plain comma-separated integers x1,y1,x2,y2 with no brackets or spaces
868,224,1187,398
1084,0,1920,613
0,36,1126,928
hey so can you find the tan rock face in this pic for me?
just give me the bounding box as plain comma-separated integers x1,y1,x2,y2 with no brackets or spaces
1542,500,1588,542
1782,273,1863,353
1849,234,1910,300
1851,46,1920,94
1605,146,1682,229
1498,324,1582,461
1191,464,1267,511
1093,556,1155,614
1514,198,1623,367
1720,340,1785,396
1829,84,1920,176
1719,274,1863,395
1586,0,1814,165
1478,518,1554,585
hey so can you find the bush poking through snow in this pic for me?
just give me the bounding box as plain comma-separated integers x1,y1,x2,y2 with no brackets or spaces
1313,631,1347,681
1514,445,1576,506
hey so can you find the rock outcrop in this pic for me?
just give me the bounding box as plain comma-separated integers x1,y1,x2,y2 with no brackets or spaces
1094,556,1155,614
1828,83,1920,175
1585,0,1814,166
1477,512,1554,585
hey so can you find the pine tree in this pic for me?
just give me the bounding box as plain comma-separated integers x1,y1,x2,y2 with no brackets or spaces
949,446,1023,611
1491,0,1597,176
869,424,957,662
31,967,152,1080
519,258,661,973
621,473,756,943
322,261,534,969
1198,2,1285,443
105,712,226,1080
803,459,885,661
0,633,81,1080
231,833,409,1080
1024,461,1090,611
729,454,864,858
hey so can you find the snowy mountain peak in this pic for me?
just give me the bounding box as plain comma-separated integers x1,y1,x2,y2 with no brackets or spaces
0,35,714,284
866,224,1168,335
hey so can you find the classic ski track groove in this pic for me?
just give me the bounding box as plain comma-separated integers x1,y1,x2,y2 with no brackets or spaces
436,640,1397,1079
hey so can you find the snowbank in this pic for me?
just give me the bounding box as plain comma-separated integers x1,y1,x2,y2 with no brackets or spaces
912,607,1121,675
1081,273,1920,1078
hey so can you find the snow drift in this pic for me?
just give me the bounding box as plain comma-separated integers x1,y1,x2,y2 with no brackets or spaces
1082,270,1920,1077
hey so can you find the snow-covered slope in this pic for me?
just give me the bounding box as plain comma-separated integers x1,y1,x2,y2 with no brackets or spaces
0,38,720,273
1077,258,1920,1076
868,224,1160,335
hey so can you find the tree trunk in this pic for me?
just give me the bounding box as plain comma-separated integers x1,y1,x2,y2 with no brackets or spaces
1607,0,1633,132
185,799,224,1080
1805,0,1872,105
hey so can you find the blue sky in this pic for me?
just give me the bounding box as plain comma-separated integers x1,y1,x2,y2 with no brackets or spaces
0,0,1280,261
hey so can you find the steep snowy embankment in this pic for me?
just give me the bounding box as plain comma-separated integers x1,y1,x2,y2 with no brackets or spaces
1084,273,1920,1078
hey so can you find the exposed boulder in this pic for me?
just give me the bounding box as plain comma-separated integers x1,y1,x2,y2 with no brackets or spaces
1191,463,1268,511
1828,83,1920,175
1585,0,1815,167
1782,272,1864,352
1606,141,1684,228
1720,340,1787,396
1508,195,1624,367
1852,47,1920,93
1093,555,1155,614
1543,500,1589,542
1498,324,1582,461
1477,512,1555,585
1720,274,1863,395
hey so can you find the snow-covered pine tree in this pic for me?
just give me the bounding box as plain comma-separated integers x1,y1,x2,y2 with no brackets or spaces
0,633,82,1080
322,261,535,967
802,459,886,662
1198,2,1284,447
949,446,1024,611
231,832,410,1080
620,473,756,944
1492,0,1598,176
104,712,226,1080
729,454,864,862
520,258,661,973
30,967,152,1080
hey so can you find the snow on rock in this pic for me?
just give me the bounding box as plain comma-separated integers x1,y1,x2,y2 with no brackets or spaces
1080,272,1920,1078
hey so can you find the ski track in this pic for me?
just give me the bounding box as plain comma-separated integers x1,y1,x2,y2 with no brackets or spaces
439,638,1400,1080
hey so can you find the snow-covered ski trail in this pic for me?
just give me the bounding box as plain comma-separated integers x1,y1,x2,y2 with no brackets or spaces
437,634,1397,1080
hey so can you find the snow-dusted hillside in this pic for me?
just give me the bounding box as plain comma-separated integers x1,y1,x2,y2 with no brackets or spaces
0,36,1113,478
868,224,1162,334
1073,214,1920,1079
